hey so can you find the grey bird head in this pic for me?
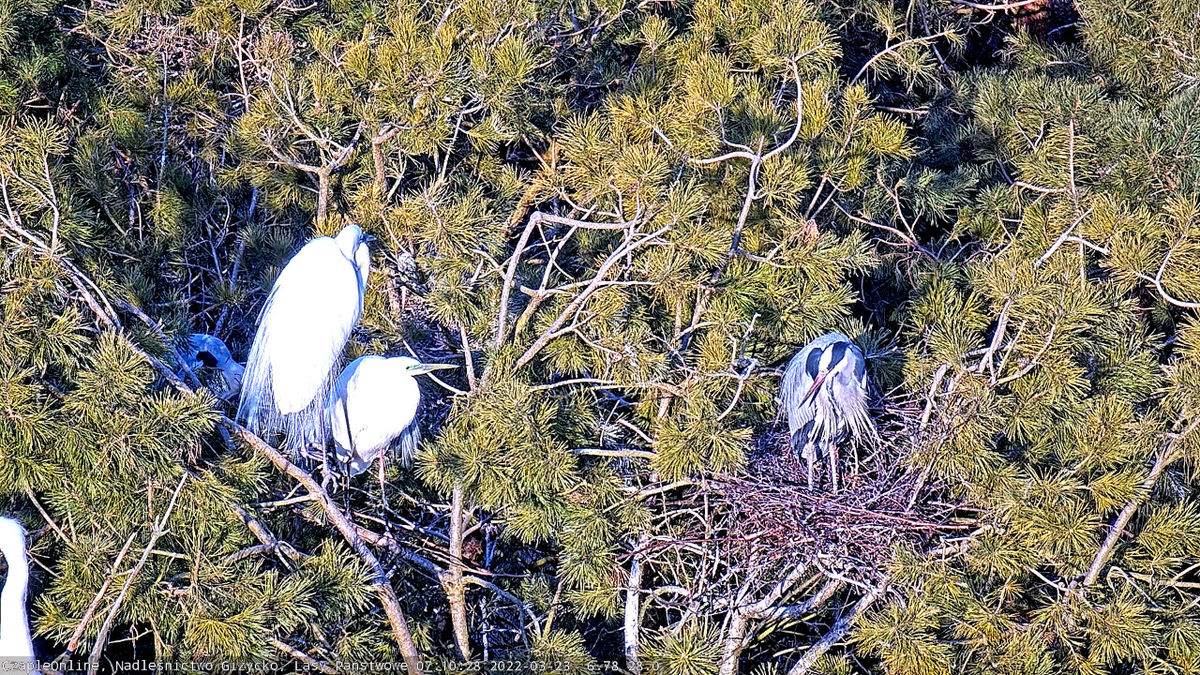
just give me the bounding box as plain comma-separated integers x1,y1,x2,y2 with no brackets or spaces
185,334,245,399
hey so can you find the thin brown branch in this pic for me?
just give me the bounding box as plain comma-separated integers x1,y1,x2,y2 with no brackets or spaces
784,583,886,675
87,474,188,672
1081,416,1200,587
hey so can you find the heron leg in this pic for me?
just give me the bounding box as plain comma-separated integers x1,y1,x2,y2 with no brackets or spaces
829,441,840,492
319,442,332,492
804,443,815,489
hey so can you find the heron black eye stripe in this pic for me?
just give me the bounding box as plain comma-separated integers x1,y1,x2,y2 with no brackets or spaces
805,348,824,379
850,345,866,381
827,342,848,371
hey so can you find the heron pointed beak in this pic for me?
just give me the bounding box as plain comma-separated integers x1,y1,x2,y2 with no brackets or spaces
799,370,829,407
409,363,455,375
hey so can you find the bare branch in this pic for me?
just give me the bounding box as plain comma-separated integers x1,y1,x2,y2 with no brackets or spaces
784,583,886,675
87,474,188,672
515,224,670,369
442,483,471,660
625,539,648,675
268,638,337,675
719,565,809,675
1081,416,1200,587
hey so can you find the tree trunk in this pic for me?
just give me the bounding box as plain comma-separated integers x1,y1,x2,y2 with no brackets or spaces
444,483,472,660
316,169,331,226
624,544,645,675
373,140,387,195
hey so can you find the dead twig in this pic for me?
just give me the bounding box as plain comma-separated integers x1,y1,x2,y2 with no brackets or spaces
87,474,188,672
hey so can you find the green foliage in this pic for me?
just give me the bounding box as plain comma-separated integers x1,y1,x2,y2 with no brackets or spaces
5,0,1200,672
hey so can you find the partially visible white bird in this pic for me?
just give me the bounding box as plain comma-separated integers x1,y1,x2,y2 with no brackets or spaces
0,517,35,673
328,355,453,477
183,334,245,399
782,331,877,491
237,224,372,452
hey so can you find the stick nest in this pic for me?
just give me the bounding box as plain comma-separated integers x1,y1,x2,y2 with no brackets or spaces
695,403,956,585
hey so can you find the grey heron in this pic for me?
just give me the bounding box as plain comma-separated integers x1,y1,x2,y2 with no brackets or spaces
782,331,877,490
184,333,245,399
237,224,373,453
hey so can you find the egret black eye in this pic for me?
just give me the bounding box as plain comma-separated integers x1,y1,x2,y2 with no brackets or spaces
197,351,219,368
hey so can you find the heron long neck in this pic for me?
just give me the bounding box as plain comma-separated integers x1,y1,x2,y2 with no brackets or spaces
0,552,31,658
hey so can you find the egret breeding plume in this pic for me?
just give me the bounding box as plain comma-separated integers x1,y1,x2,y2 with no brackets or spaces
328,355,454,478
782,332,877,490
0,517,35,672
184,333,245,399
237,224,373,452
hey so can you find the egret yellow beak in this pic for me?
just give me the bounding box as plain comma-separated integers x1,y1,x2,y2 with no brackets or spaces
408,363,455,375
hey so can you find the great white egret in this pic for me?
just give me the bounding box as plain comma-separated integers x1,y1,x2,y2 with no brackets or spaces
782,332,877,490
0,517,35,673
328,355,454,477
237,224,372,452
184,333,244,399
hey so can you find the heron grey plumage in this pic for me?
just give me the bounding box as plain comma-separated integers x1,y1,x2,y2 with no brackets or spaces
782,331,877,490
184,333,245,399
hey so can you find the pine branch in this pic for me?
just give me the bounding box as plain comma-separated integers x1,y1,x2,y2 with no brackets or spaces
224,421,427,675
1080,416,1200,588
87,474,188,673
784,583,886,675
61,531,138,661
515,223,669,369
8,232,428,671
851,31,955,84
1066,235,1200,308
494,210,642,350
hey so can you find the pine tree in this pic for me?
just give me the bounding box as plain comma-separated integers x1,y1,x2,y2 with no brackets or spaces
4,0,1200,673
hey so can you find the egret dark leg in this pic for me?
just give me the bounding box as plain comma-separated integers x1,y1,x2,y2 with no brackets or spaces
378,453,391,526
319,443,331,492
